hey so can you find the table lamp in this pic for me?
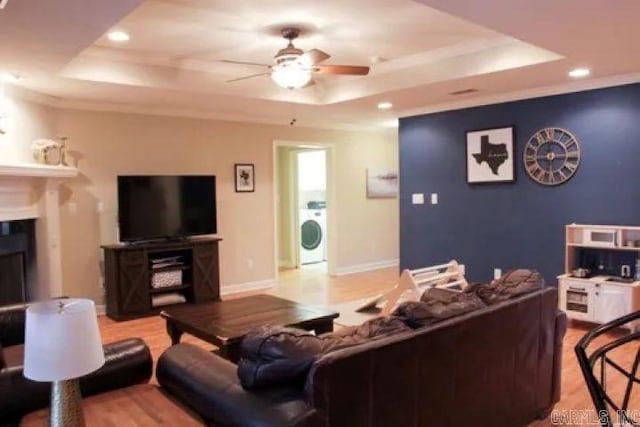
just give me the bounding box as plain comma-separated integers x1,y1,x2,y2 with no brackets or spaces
24,299,105,427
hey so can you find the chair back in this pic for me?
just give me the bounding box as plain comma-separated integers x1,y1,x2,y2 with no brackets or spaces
575,312,640,427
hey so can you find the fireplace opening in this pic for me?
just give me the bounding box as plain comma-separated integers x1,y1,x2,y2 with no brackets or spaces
0,219,36,305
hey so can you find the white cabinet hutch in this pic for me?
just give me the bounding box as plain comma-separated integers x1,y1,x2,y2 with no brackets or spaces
558,224,640,331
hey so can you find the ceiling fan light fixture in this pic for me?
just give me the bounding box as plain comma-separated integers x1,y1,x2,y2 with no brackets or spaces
271,64,312,89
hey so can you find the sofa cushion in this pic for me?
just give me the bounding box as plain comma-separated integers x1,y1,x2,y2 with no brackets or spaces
237,317,411,390
238,326,323,390
466,269,545,305
392,288,486,328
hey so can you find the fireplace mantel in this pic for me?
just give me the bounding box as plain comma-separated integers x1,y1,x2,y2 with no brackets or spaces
0,163,78,178
0,162,78,300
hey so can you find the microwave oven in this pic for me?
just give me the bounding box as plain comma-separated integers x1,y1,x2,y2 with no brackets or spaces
582,228,618,247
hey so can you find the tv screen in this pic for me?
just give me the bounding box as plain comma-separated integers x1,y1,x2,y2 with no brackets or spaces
118,175,216,242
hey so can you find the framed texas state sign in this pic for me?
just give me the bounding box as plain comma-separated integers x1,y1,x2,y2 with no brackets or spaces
465,126,515,184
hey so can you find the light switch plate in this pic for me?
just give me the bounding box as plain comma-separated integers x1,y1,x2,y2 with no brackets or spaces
494,268,502,279
431,193,438,204
412,193,424,204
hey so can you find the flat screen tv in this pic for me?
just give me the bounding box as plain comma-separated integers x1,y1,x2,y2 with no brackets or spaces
117,175,216,242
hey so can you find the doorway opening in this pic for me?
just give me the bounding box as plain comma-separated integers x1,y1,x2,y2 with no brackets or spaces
274,143,332,278
297,150,327,272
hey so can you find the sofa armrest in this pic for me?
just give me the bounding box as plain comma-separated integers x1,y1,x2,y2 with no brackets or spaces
0,303,27,347
80,338,153,397
551,310,568,404
0,298,68,347
157,343,318,427
0,338,152,426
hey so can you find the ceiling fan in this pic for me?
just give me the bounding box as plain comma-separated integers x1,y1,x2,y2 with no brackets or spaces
221,27,370,89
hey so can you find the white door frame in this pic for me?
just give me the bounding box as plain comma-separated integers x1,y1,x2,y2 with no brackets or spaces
273,140,336,276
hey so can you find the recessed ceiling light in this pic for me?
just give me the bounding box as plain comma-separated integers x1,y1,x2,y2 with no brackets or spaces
377,101,393,110
107,30,130,43
1,72,21,83
568,68,590,78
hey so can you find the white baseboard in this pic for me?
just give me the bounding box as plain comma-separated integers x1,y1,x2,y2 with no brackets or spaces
95,304,106,316
221,278,276,296
278,259,296,269
334,259,399,276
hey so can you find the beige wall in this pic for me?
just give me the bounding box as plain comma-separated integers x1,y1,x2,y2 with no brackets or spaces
54,108,398,303
0,88,56,164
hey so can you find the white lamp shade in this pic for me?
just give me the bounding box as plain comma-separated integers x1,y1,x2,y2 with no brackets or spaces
24,299,105,381
271,64,312,89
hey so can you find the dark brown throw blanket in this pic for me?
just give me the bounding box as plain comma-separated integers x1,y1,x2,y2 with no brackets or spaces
237,316,410,390
466,268,545,305
392,288,486,328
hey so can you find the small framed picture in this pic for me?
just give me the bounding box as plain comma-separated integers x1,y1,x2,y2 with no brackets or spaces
234,164,255,192
466,126,515,184
366,169,399,199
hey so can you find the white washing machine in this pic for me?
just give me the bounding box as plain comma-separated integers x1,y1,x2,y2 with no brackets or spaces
299,208,326,264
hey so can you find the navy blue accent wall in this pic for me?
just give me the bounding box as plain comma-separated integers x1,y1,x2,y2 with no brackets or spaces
399,83,640,284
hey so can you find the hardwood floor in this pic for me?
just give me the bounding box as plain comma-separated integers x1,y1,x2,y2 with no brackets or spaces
22,384,204,427
98,267,639,426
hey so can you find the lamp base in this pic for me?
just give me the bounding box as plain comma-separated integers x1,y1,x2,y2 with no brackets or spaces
50,379,85,427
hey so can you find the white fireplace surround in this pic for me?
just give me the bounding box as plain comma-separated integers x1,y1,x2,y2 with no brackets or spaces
0,163,77,300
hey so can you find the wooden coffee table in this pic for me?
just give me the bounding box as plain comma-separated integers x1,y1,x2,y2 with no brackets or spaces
160,294,339,361
21,384,203,426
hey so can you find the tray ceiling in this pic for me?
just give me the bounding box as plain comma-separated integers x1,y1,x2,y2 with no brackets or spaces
2,0,639,129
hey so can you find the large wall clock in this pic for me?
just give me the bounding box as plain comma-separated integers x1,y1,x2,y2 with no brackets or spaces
523,127,581,186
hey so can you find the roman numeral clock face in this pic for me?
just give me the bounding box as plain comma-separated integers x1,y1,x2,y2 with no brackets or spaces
524,127,581,185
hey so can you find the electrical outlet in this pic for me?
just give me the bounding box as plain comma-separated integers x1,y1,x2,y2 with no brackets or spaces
96,201,105,214
412,193,424,205
248,259,254,269
494,268,502,279
431,193,438,205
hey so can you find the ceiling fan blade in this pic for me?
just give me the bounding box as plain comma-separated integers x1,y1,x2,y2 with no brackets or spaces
219,59,271,68
299,49,331,66
226,72,271,83
314,65,370,76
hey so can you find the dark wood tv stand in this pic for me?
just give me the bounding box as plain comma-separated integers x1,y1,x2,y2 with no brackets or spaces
102,237,221,320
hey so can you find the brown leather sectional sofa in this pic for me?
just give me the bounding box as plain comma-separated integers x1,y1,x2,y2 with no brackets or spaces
158,287,567,427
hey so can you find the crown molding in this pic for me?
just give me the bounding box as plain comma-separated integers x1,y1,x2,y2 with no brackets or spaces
55,99,378,133
6,72,640,133
399,72,640,119
2,84,61,108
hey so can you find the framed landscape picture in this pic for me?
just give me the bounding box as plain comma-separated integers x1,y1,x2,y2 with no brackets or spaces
466,126,515,184
235,163,255,192
366,169,399,198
